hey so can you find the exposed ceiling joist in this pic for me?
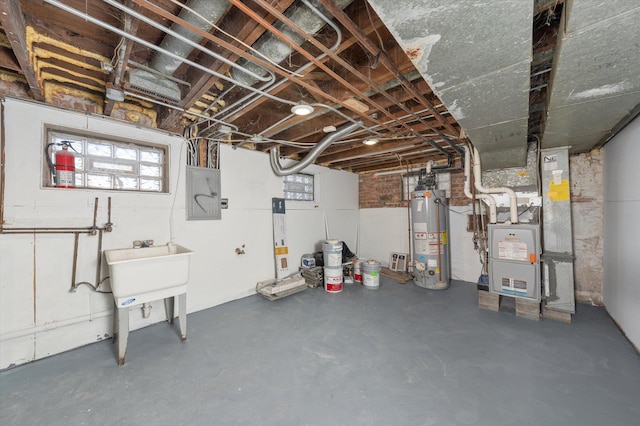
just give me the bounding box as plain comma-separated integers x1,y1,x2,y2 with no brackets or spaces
0,0,43,100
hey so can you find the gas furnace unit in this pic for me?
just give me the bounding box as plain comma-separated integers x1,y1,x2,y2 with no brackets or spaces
488,224,541,301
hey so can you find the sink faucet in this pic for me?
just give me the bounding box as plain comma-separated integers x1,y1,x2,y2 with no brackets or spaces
133,240,154,248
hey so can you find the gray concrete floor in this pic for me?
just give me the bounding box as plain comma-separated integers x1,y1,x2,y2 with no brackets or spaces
1,278,639,426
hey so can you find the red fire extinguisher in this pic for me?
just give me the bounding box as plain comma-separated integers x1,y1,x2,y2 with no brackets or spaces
46,141,76,188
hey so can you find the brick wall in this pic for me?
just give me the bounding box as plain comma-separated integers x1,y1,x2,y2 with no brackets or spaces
46,83,102,114
0,74,30,100
449,169,467,206
359,173,407,208
359,159,468,209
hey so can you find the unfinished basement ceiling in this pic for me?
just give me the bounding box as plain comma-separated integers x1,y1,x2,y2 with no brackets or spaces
367,0,533,170
542,1,640,152
0,0,638,174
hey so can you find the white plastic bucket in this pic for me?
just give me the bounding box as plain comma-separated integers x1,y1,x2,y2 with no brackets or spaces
324,267,343,293
362,260,381,290
301,254,315,268
322,240,343,268
353,258,362,283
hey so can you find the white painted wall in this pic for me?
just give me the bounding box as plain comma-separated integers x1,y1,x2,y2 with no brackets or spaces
603,115,640,349
0,98,359,368
358,205,482,282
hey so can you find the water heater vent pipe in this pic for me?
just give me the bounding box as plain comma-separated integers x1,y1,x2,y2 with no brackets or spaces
472,146,518,224
463,145,497,223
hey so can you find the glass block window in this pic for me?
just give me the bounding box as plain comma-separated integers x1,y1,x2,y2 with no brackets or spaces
283,173,314,201
44,127,168,192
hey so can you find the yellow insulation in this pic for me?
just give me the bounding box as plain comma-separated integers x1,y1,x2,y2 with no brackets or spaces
43,82,104,114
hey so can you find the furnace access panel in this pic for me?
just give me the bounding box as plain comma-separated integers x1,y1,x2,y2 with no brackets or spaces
488,224,541,301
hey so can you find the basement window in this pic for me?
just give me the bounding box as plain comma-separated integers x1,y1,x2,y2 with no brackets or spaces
43,127,168,193
282,173,314,201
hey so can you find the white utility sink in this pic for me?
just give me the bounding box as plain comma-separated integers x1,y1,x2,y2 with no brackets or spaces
105,243,193,307
104,243,193,365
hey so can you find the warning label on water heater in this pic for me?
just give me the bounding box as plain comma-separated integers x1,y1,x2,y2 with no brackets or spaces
498,240,528,261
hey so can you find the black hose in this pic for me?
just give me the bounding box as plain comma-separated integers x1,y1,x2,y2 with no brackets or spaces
45,143,56,180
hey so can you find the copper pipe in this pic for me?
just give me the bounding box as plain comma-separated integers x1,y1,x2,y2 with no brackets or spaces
435,197,443,283
2,226,97,231
95,229,103,289
1,229,95,234
405,160,413,269
71,232,79,291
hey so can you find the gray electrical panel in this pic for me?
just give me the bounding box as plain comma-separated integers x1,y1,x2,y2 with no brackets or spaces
488,224,541,301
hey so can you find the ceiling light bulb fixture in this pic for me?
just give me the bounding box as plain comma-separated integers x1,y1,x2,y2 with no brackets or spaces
363,138,378,146
291,102,314,116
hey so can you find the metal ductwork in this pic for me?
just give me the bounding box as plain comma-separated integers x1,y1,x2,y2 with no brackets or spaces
367,0,533,170
128,0,231,102
232,0,355,87
542,2,640,153
270,120,362,176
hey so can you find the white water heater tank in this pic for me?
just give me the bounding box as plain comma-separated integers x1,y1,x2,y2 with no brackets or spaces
411,189,450,290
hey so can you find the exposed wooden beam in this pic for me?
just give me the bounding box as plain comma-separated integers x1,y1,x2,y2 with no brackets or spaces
0,47,20,71
129,0,391,133
154,0,296,130
0,0,43,100
318,0,457,138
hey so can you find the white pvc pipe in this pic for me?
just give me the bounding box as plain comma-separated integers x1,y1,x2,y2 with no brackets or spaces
463,146,497,223
472,147,518,224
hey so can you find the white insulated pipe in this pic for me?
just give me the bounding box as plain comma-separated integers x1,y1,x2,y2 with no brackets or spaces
472,147,518,224
463,145,497,223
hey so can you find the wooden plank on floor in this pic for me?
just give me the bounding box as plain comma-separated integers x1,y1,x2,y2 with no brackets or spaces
478,290,501,311
516,298,541,321
380,267,412,283
542,305,572,323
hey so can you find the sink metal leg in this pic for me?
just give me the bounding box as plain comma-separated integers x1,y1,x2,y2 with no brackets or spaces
164,297,175,324
112,301,118,343
178,293,187,342
117,307,130,366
